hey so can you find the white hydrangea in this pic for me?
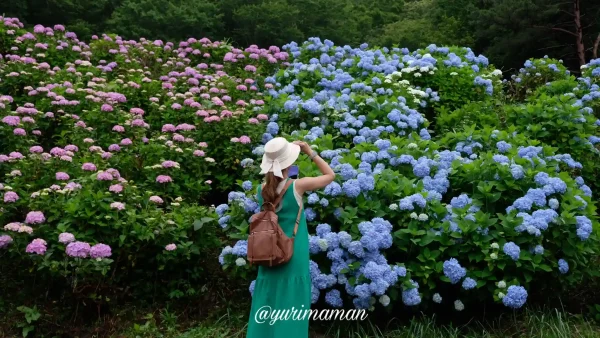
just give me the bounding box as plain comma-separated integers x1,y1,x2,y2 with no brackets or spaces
379,295,390,306
235,258,246,266
433,293,442,303
498,281,506,289
389,203,398,211
418,214,429,221
317,238,328,251
454,300,464,311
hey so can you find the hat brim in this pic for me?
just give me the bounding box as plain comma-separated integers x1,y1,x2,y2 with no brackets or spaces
259,142,301,174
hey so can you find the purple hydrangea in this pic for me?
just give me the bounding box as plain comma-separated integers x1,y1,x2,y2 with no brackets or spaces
90,243,112,258
26,238,47,255
25,211,45,224
0,235,13,248
66,241,91,258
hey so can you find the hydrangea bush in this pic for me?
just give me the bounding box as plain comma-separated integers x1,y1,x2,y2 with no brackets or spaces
0,17,289,302
217,39,600,313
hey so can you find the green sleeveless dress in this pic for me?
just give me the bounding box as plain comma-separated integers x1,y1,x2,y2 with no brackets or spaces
247,179,311,338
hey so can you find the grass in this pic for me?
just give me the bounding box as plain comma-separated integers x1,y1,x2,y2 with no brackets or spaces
114,307,600,338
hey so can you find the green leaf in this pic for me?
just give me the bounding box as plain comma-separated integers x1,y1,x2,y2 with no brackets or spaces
193,217,215,231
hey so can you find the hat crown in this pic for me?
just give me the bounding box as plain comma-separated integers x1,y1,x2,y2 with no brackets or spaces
264,137,289,159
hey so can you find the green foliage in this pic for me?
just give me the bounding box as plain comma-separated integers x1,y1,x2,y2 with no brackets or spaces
106,0,224,41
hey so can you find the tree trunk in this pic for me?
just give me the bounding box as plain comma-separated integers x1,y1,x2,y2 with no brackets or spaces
593,33,600,60
574,0,586,66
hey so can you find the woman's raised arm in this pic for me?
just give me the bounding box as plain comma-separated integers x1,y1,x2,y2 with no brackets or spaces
292,141,335,195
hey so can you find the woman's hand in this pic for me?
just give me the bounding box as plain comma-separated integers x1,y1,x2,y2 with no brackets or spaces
293,141,312,155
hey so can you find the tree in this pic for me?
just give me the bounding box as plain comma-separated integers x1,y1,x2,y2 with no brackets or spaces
106,0,223,41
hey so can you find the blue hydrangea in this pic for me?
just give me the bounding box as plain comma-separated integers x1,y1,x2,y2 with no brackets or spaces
443,258,466,284
575,216,592,240
241,181,253,191
497,141,512,153
462,277,477,290
402,280,421,306
215,204,229,217
503,242,520,261
266,122,279,135
357,173,375,191
311,284,320,304
231,240,248,256
533,245,544,255
307,193,319,204
342,179,361,198
558,259,569,274
493,154,509,164
249,280,256,296
502,285,528,309
218,215,230,228
325,289,343,308
510,164,524,180
324,182,342,196
450,194,472,209
319,198,329,207
305,208,316,221
348,241,365,258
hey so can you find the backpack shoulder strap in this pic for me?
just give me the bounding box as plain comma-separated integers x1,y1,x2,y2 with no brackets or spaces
270,179,293,209
292,181,303,237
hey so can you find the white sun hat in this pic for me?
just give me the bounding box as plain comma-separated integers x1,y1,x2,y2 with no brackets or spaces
259,137,300,178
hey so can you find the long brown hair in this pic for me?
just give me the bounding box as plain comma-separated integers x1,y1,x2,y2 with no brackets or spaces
262,169,287,210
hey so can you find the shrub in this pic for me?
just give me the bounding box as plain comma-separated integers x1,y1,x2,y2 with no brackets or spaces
217,39,600,313
0,17,287,304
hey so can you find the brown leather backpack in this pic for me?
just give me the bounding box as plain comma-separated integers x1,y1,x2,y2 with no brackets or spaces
247,179,302,267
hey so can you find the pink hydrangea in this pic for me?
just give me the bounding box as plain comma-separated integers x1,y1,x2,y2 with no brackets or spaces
239,136,251,144
193,150,205,157
165,244,177,251
120,138,132,146
25,211,45,224
26,238,47,255
56,172,70,180
97,172,114,181
30,146,43,153
248,118,259,124
4,222,22,232
257,114,268,120
4,191,19,203
101,152,113,159
162,124,176,132
58,232,75,244
65,145,78,152
110,202,125,210
162,160,179,168
101,104,113,112
130,108,144,115
13,128,26,136
156,175,172,183
82,163,97,171
90,243,112,258
112,125,125,132
149,196,164,204
2,116,20,126
108,144,121,152
66,241,90,257
109,184,123,193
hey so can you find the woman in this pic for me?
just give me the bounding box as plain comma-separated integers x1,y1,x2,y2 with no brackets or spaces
247,137,335,338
